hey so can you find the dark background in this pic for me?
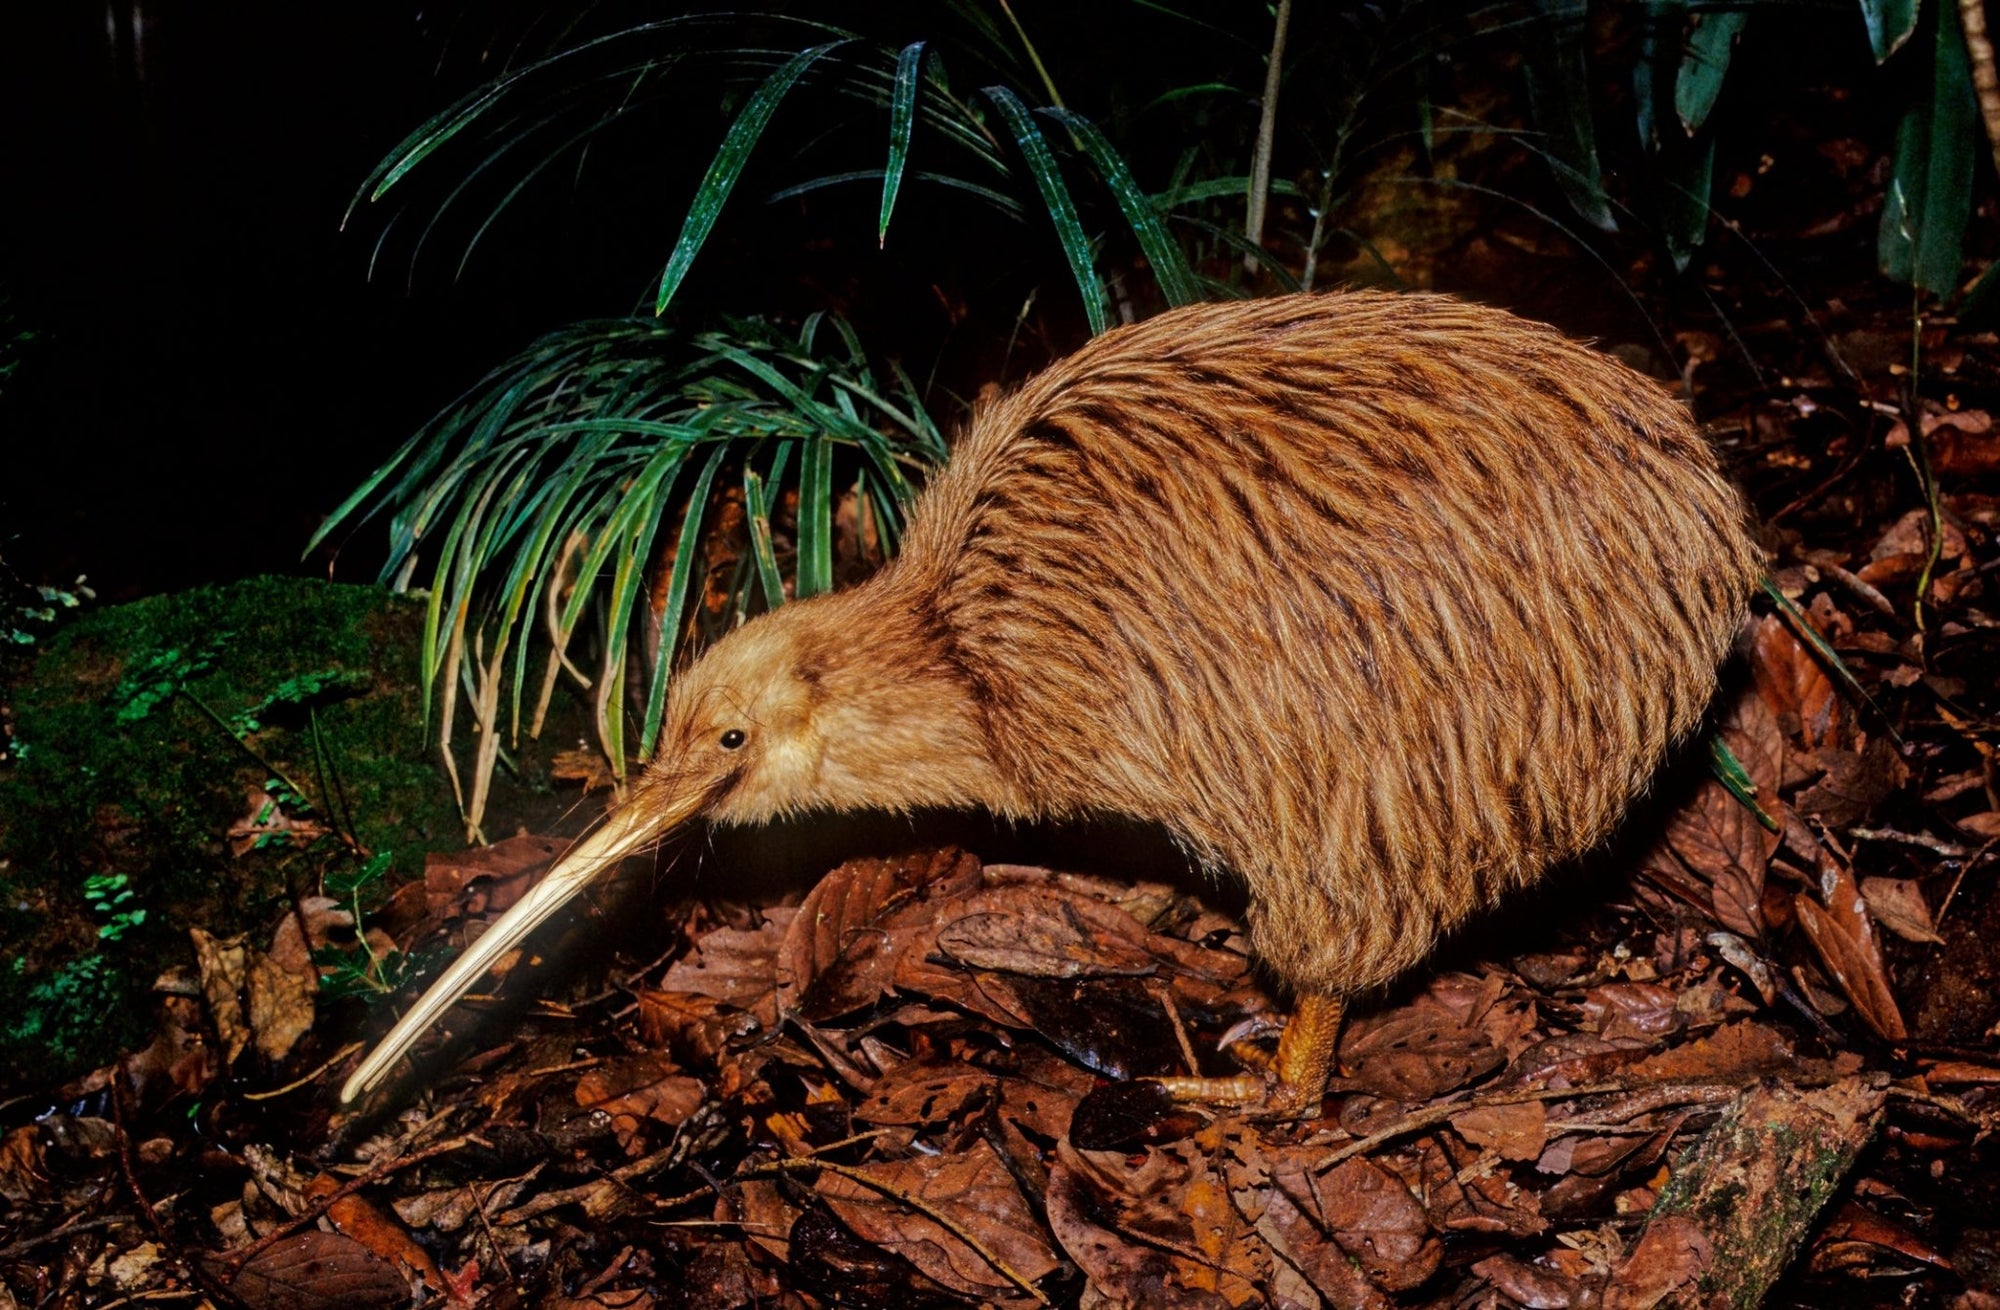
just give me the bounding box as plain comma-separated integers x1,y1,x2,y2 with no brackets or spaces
0,4,551,598
0,1,1917,602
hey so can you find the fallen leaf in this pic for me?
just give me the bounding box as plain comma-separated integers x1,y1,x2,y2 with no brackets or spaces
1861,877,1942,944
227,789,329,858
779,849,982,1022
303,1173,442,1288
1794,858,1907,1041
816,1140,1059,1300
225,1230,411,1310
423,834,567,920
1272,1154,1441,1291
1604,1214,1711,1309
1474,1252,1580,1308
1750,615,1840,748
1452,1101,1550,1162
575,1055,705,1153
1796,742,1908,827
661,909,798,1028
190,929,251,1065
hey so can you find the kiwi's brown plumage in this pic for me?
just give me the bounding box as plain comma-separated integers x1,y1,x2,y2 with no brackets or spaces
344,290,1763,1107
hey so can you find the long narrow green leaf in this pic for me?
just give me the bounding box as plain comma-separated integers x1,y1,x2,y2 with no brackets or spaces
1860,0,1919,62
880,42,926,245
657,40,850,315
1521,0,1618,232
1674,8,1746,134
982,85,1108,334
796,435,834,598
1150,176,1306,209
639,446,731,758
1707,734,1779,832
768,169,1025,217
1042,106,1200,307
743,463,787,611
1879,5,1977,295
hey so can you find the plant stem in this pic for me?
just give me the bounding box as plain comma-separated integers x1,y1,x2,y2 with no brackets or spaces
176,686,318,813
1245,0,1294,272
996,0,1064,110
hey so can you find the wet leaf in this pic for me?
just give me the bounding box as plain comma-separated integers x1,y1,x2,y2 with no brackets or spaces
1861,876,1942,944
226,1230,410,1310
1750,615,1840,749
1794,865,1908,1041
661,908,798,1027
816,1140,1059,1300
1273,1154,1441,1292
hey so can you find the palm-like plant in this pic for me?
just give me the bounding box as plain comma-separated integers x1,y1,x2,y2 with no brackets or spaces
313,315,952,837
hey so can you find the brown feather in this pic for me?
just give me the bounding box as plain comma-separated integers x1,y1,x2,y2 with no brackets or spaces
343,290,1762,1104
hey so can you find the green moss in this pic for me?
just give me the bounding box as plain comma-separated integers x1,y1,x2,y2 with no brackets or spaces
0,577,470,1088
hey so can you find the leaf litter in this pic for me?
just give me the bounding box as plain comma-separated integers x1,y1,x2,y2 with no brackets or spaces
9,208,2000,1310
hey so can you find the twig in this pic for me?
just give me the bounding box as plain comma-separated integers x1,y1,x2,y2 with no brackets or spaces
1848,827,1972,858
1311,1081,1743,1172
1244,0,1293,271
0,1215,135,1261
1150,981,1203,1079
743,1157,1050,1305
1935,836,2000,932
242,1041,364,1101
220,1134,485,1273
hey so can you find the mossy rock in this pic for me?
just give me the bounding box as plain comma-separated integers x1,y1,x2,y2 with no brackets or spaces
0,576,584,1092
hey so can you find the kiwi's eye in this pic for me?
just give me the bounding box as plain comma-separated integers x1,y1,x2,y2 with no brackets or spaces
718,729,747,751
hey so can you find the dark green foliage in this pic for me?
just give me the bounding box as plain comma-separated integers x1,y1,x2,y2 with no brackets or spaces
1879,1,1979,296
0,578,466,1087
313,315,950,818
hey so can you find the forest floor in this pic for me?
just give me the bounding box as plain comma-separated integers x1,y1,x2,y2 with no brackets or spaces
6,175,2000,1310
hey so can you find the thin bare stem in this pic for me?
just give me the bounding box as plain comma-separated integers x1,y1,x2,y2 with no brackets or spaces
1244,0,1293,273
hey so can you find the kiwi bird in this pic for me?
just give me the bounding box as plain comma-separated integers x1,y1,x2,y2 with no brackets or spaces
342,291,1763,1114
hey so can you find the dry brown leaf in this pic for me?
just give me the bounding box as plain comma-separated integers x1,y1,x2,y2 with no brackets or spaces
779,849,982,1022
1257,1184,1394,1309
575,1054,705,1153
245,950,316,1064
225,1230,411,1310
1794,859,1907,1041
227,789,329,858
815,1139,1059,1300
190,928,251,1065
1338,992,1506,1100
1625,1020,1797,1084
1604,1214,1712,1309
1961,811,2000,839
933,896,1158,979
1452,1101,1550,1162
1796,742,1908,827
549,746,617,793
1860,877,1942,944
1473,1253,1581,1309
422,834,567,920
1929,407,2000,473
661,908,798,1028
1046,1149,1180,1306
302,1172,443,1288
1578,984,1686,1043
1750,615,1840,749
1273,1153,1441,1292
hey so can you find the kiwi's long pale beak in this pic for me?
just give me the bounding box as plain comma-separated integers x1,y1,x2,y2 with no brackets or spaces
339,794,694,1105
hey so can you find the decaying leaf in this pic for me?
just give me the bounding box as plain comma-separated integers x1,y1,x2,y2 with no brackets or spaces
225,1230,411,1310
1794,859,1907,1042
815,1140,1059,1301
